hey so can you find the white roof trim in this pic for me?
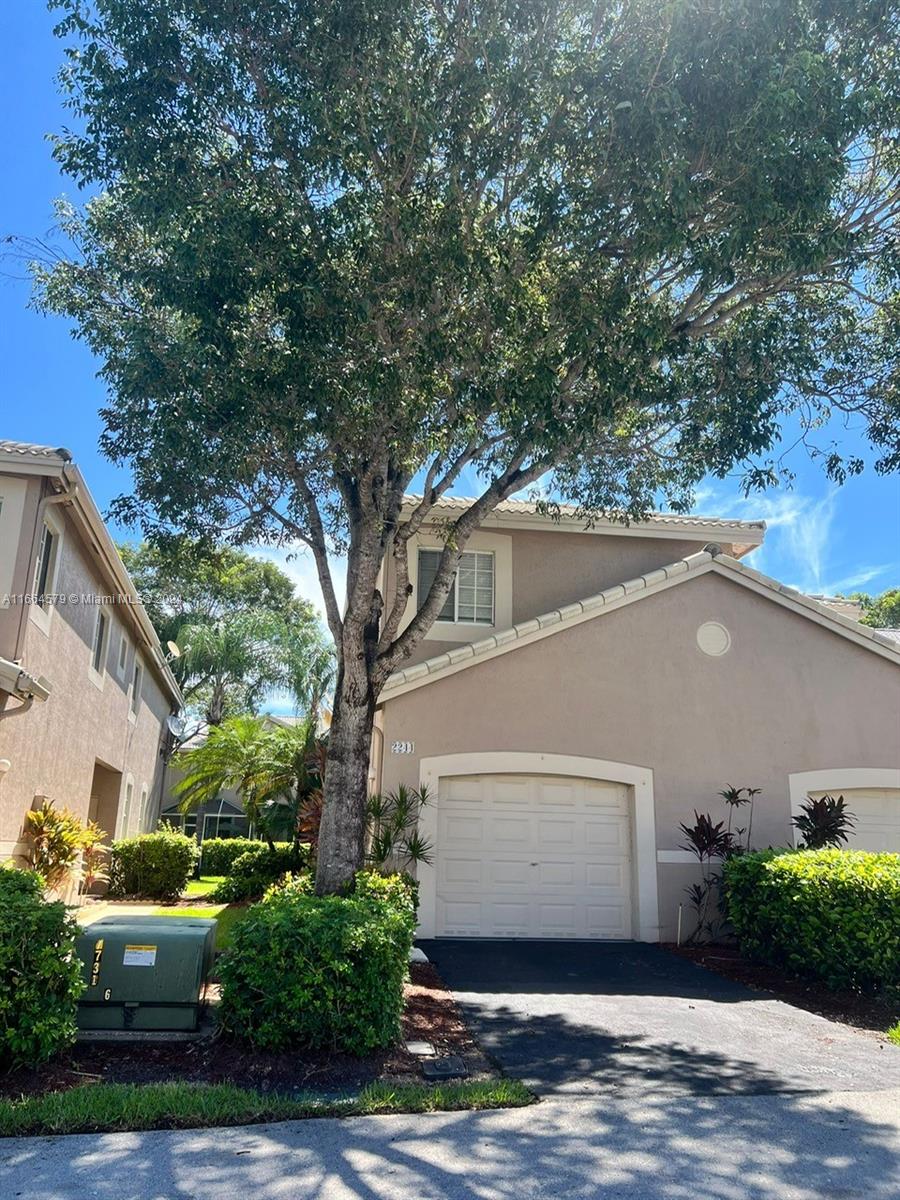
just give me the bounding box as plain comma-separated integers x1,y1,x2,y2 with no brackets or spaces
401,494,766,553
380,549,900,700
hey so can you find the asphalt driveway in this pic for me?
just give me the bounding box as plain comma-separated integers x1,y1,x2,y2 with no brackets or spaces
419,939,900,1097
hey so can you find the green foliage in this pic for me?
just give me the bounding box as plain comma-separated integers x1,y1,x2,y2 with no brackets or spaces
366,786,433,870
108,828,199,900
887,1021,900,1046
199,836,264,875
174,717,326,854
262,871,314,902
854,588,900,630
22,800,89,892
791,794,856,849
210,845,308,903
218,878,417,1052
0,865,46,901
0,868,84,1066
118,540,334,725
724,849,900,991
353,869,419,917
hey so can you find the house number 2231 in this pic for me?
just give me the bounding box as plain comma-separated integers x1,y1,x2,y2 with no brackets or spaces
391,740,415,755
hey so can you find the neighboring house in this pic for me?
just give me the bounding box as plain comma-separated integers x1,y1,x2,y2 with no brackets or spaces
0,440,182,876
374,497,900,942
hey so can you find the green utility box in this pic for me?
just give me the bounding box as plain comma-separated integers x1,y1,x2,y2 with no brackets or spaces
76,915,216,1032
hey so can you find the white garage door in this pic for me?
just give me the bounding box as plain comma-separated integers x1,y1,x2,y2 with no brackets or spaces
435,773,633,939
809,788,900,852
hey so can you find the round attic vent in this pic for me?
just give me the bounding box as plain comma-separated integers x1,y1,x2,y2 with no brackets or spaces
697,621,731,657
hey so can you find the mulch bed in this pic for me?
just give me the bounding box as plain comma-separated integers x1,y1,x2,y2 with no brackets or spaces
1,962,493,1101
669,943,899,1042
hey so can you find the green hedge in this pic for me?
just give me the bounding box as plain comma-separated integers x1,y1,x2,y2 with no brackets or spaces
724,849,900,990
199,837,293,875
210,844,309,903
0,867,84,1065
108,829,199,901
217,872,416,1053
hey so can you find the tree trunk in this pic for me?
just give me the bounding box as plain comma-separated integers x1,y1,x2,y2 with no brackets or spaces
314,660,377,894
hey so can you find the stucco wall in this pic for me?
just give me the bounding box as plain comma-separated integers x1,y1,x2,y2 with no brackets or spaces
0,508,172,851
379,571,900,939
386,520,708,667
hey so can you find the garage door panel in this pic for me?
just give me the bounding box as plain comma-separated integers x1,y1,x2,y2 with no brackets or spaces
436,773,633,939
809,787,899,853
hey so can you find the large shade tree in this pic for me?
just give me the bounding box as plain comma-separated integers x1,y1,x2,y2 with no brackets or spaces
119,539,335,725
30,0,900,892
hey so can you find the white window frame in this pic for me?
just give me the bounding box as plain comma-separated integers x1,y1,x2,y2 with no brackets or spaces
130,656,144,720
119,775,135,838
402,530,512,644
88,606,109,689
139,783,150,833
28,506,65,636
417,548,496,626
116,631,130,681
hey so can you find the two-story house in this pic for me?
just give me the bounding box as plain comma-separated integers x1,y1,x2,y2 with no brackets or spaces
374,497,900,942
0,440,182,877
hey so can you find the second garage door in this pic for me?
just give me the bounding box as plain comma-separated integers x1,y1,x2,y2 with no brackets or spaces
808,787,900,852
435,773,633,939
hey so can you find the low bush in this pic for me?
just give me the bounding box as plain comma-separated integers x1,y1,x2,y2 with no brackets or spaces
211,844,308,903
218,874,416,1053
0,867,84,1065
262,871,314,901
199,837,279,875
108,828,199,901
724,848,900,990
353,868,419,916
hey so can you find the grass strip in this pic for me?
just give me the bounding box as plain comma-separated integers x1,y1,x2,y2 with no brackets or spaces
0,1078,534,1137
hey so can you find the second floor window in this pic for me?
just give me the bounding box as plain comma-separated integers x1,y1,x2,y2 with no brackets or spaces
418,549,495,625
131,659,143,715
91,609,108,674
32,522,57,607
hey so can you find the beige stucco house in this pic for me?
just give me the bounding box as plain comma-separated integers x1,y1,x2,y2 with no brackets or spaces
0,440,182,871
374,497,900,943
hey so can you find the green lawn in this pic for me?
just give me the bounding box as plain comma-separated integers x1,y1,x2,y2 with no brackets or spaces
0,1079,534,1136
181,875,225,898
151,902,247,951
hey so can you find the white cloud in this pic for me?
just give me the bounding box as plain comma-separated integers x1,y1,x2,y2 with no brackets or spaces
692,484,895,595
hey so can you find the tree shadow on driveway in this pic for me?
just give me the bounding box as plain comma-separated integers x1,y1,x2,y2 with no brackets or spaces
2,1082,899,1200
420,939,900,1096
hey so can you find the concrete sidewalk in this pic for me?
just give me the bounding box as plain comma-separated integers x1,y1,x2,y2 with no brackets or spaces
2,1087,899,1200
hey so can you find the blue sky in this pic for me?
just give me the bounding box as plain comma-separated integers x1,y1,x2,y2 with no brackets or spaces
2,3,898,625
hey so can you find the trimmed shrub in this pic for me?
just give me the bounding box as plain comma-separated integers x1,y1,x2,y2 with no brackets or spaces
200,837,274,876
262,871,314,902
108,829,199,901
0,867,84,1065
724,848,900,991
354,869,419,916
211,844,309,903
218,878,416,1053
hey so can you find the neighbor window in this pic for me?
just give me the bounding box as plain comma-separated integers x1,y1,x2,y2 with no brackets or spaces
117,633,129,679
131,658,143,715
91,609,108,674
417,549,495,624
32,522,57,607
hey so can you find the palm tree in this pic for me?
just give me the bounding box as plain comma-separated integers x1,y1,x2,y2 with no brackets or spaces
172,715,325,856
174,610,289,726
